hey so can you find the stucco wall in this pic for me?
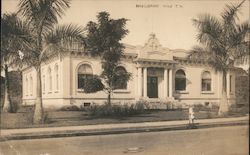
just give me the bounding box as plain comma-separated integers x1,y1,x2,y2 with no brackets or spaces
173,64,236,105
22,54,237,108
68,54,137,106
22,56,63,106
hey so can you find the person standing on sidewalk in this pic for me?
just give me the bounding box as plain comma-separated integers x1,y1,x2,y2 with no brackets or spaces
189,105,195,124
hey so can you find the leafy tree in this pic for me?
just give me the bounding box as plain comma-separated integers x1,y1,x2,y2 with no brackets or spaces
83,12,131,105
188,0,249,115
1,13,32,113
17,0,84,123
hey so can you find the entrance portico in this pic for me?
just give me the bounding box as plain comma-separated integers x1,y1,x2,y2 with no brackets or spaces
135,33,176,101
136,60,175,100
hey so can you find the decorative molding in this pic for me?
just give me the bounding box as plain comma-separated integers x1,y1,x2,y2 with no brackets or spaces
113,90,131,93
143,33,163,52
201,91,214,94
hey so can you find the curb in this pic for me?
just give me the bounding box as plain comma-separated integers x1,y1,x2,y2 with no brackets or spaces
0,120,248,141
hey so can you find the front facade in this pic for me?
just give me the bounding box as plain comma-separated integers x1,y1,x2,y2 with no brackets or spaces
22,34,236,109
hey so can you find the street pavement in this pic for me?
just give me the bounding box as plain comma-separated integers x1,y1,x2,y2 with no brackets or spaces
0,125,248,155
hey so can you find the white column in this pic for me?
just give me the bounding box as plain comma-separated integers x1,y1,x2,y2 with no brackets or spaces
226,72,230,97
137,67,142,98
163,68,168,98
143,67,147,98
169,69,173,98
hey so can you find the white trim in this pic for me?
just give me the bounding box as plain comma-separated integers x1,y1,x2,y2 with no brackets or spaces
201,91,215,94
175,90,189,94
113,89,131,93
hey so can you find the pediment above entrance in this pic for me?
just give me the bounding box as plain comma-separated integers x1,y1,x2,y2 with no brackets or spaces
138,33,173,60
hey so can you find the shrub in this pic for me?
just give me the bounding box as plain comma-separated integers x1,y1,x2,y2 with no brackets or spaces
193,103,219,112
81,75,104,93
135,99,150,109
193,103,210,112
88,102,147,117
60,105,80,111
164,101,187,110
211,103,219,111
228,104,249,115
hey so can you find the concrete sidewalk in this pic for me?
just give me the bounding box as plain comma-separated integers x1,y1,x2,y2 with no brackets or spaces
1,116,249,141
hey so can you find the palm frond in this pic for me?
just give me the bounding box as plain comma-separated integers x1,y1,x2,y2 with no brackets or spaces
221,0,246,41
221,0,245,26
193,14,224,50
229,22,249,47
42,24,85,60
18,0,70,34
188,45,227,71
1,13,38,69
188,45,212,61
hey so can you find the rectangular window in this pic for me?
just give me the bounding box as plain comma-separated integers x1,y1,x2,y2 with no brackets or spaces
49,75,52,91
202,79,211,91
175,78,186,91
78,74,92,89
30,77,33,96
26,77,29,96
229,75,232,92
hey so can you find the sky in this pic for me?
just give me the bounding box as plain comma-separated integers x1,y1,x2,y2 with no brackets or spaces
2,0,249,50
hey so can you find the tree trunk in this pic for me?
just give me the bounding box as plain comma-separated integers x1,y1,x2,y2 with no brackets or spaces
33,66,44,124
107,92,111,105
218,70,229,116
2,65,13,113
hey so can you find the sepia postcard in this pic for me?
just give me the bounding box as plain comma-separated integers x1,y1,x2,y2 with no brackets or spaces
1,0,249,155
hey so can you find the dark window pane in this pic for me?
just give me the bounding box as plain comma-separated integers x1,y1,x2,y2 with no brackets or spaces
78,74,93,89
202,79,211,91
175,78,186,91
175,69,186,91
114,66,127,90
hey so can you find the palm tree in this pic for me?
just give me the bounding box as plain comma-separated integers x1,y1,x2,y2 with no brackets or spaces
189,0,249,115
17,0,84,124
1,13,32,113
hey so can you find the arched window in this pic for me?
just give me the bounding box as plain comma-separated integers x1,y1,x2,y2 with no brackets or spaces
175,69,186,91
30,75,33,96
202,71,211,91
77,64,93,89
48,67,52,92
114,66,128,90
54,64,59,91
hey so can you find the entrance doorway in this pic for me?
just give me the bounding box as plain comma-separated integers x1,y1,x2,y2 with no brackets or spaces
147,76,158,98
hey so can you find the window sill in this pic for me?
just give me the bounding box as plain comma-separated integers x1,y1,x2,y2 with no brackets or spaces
113,89,131,93
201,91,214,94
77,89,84,93
175,91,189,94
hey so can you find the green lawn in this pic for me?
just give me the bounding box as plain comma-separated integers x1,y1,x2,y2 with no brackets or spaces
1,108,219,129
1,104,248,129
